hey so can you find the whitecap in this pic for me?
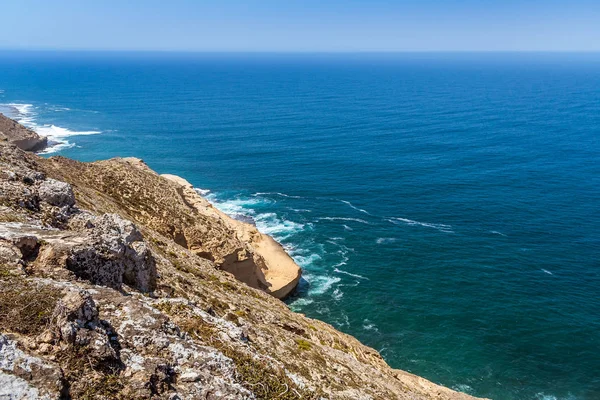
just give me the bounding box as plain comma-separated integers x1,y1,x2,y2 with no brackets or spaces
209,195,305,241
288,297,314,309
387,217,453,233
332,288,343,300
534,394,578,400
333,267,368,280
541,269,553,275
362,319,379,333
293,253,322,268
317,217,371,225
304,275,341,295
333,313,350,327
254,212,305,240
209,197,260,217
343,224,353,231
490,230,507,237
376,237,397,244
339,200,373,215
452,384,474,394
253,192,303,199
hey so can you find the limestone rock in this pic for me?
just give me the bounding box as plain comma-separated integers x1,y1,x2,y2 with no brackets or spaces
0,335,63,399
38,178,75,207
66,213,156,292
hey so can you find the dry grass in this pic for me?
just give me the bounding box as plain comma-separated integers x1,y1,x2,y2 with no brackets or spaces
157,300,320,400
0,276,62,335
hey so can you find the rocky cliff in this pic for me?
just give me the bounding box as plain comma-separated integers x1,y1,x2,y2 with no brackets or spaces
0,115,484,400
0,114,47,152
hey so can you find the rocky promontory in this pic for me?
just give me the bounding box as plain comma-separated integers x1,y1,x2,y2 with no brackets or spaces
0,113,47,152
0,115,484,399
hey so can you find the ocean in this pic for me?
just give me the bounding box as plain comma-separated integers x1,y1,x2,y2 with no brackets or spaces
1,51,598,400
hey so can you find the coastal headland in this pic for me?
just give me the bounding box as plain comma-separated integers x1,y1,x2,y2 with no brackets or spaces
0,113,484,399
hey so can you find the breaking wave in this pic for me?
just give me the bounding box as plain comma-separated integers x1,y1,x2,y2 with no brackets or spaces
0,103,100,154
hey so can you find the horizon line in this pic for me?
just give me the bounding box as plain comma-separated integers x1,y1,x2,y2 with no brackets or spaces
1,48,600,54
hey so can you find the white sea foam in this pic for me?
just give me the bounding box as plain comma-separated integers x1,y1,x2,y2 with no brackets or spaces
387,217,453,233
362,319,379,333
253,192,303,199
376,237,397,244
490,230,507,237
452,384,474,394
343,224,353,231
332,288,343,300
534,394,578,400
193,188,211,196
288,297,314,309
293,253,322,268
1,103,100,154
305,275,341,295
317,217,371,225
541,269,553,275
208,195,305,242
339,200,373,215
333,267,368,280
255,213,306,240
332,313,350,327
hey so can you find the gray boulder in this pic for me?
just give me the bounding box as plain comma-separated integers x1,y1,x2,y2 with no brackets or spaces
38,178,75,207
67,213,156,292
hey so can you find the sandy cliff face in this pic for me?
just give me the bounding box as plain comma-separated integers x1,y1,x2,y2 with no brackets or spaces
34,155,301,299
0,120,484,399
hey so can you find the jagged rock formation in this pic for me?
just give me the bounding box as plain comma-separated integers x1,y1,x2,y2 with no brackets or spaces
0,118,484,399
0,114,47,152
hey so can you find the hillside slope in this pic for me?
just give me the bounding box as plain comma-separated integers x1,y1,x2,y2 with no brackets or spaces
0,118,484,399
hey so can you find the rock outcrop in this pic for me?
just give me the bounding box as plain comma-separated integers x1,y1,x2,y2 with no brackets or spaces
0,117,485,399
0,113,47,152
161,173,302,299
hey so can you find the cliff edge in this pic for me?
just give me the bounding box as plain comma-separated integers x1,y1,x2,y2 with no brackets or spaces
0,113,47,152
0,116,485,400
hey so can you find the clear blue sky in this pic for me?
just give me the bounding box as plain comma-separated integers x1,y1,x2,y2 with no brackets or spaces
1,0,599,52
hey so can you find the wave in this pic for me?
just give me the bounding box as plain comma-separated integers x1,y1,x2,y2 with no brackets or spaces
332,288,343,300
253,192,303,199
343,224,353,231
317,217,371,225
293,253,322,269
333,267,368,280
534,394,579,400
0,103,100,154
541,269,553,275
339,199,373,216
362,319,379,333
305,274,341,296
288,297,314,309
452,384,474,395
490,230,507,237
387,217,453,233
376,237,397,244
207,195,305,242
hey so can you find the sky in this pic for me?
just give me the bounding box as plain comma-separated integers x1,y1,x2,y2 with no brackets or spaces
1,0,599,52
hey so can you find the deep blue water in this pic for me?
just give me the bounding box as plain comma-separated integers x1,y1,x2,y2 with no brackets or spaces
1,52,599,400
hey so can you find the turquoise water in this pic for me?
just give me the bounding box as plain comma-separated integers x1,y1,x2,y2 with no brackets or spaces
1,52,599,400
